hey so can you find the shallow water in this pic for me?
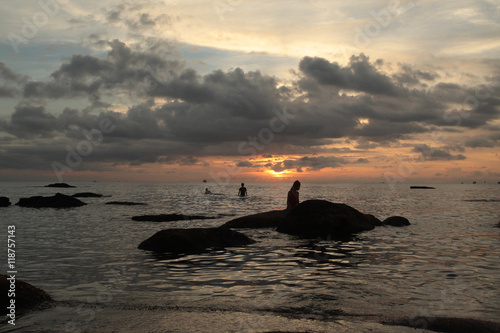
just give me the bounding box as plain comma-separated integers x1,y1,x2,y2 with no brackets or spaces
0,182,499,332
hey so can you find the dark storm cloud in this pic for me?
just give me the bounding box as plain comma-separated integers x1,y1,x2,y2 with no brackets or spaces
4,104,59,138
412,144,466,161
298,54,404,97
1,39,499,172
22,40,184,100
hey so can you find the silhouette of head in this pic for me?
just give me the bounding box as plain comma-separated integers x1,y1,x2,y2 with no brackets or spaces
292,180,300,190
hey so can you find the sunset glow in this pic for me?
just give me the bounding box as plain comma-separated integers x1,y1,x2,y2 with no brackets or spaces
0,1,498,183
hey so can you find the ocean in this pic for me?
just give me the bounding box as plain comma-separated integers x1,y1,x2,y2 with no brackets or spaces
0,182,499,332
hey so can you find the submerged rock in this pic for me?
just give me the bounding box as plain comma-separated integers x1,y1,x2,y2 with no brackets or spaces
72,192,104,198
383,216,411,226
45,183,75,188
132,214,215,222
410,186,435,189
138,227,256,253
0,197,11,207
221,209,288,228
1,274,53,315
16,193,86,208
106,201,147,206
276,200,380,238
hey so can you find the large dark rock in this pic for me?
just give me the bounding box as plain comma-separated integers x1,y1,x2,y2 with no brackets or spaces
383,216,410,226
221,209,288,228
138,227,256,253
1,274,53,315
45,183,75,188
276,200,380,238
0,197,11,207
16,193,86,208
132,214,215,222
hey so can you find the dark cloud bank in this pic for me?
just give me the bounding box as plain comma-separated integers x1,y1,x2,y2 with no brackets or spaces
0,39,499,176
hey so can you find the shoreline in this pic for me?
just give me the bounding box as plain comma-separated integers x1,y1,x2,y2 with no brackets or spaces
3,301,500,333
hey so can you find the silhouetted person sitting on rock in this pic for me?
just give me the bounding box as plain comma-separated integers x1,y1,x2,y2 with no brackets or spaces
238,183,247,197
205,188,212,194
287,180,300,210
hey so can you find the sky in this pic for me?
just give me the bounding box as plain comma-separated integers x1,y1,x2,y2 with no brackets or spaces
0,0,499,184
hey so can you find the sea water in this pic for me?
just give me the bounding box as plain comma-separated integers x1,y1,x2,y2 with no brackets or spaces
0,182,499,332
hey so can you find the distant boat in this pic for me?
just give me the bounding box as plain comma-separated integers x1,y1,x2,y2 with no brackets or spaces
410,186,435,189
203,179,207,183
473,181,477,184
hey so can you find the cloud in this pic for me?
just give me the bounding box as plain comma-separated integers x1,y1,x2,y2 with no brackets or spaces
412,144,466,161
236,160,254,167
1,38,499,175
298,54,404,97
465,133,500,148
4,104,59,138
271,156,349,173
0,62,27,98
393,64,440,87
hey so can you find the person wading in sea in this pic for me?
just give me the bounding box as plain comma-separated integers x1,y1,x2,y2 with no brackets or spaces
238,183,247,197
287,180,300,209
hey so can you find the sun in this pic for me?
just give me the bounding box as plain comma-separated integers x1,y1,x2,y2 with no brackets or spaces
266,170,292,178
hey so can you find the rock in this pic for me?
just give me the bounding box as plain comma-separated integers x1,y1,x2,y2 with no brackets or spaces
1,274,53,315
16,193,87,208
365,214,384,226
410,186,435,189
132,214,216,222
221,209,288,228
276,200,379,238
0,197,11,207
45,183,76,188
106,201,147,206
383,216,410,226
72,192,104,198
138,227,256,254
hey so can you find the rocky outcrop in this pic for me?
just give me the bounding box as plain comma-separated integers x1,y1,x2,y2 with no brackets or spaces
45,183,75,188
276,200,381,238
132,214,216,222
138,227,256,254
72,192,104,198
0,197,11,207
1,274,53,315
106,201,147,206
383,216,411,226
221,209,288,228
16,193,86,208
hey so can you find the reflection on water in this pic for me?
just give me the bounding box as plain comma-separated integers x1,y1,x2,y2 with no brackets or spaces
0,182,499,329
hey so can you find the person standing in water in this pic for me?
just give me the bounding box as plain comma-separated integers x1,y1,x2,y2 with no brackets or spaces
238,183,247,197
287,180,300,209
